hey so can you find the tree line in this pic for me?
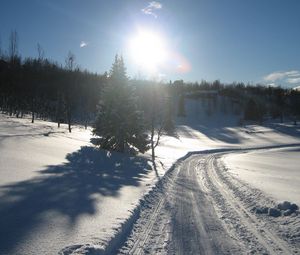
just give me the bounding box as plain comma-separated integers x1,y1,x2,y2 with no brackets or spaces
1,30,299,159
0,31,106,132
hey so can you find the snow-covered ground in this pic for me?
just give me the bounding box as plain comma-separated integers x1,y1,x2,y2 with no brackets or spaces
224,146,300,205
119,149,300,254
1,97,300,254
118,99,300,254
0,115,159,255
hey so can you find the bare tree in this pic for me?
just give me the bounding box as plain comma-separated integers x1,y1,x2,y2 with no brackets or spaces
65,51,75,71
9,30,18,64
7,30,20,117
146,84,169,176
30,44,45,124
37,43,45,62
64,51,76,133
0,36,2,58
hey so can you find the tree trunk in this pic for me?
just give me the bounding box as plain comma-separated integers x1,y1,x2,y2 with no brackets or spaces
84,116,88,130
67,111,71,133
56,91,62,128
150,124,155,161
31,99,35,123
151,142,155,162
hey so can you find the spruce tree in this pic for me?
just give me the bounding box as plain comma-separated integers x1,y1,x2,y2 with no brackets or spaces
93,55,149,154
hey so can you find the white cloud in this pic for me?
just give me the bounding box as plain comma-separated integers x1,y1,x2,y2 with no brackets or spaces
267,83,278,87
293,86,300,91
287,77,300,84
141,1,162,18
264,70,300,82
80,41,88,48
285,71,300,77
149,1,162,9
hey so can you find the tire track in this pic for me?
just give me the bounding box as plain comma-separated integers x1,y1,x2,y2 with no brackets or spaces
119,156,239,254
201,152,295,254
118,145,299,255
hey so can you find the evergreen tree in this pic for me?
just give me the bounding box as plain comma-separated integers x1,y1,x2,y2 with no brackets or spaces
93,55,149,154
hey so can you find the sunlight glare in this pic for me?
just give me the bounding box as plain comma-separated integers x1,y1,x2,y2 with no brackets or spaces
128,29,168,73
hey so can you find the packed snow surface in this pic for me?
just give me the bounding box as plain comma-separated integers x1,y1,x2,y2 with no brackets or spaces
119,150,300,254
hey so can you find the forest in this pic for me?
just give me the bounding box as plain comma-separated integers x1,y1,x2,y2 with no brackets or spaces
0,31,300,154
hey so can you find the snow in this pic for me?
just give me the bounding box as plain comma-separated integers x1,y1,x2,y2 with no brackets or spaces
1,97,300,254
0,115,157,255
223,146,300,205
119,148,300,254
154,98,300,173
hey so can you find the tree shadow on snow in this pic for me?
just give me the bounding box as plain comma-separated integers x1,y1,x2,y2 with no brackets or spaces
0,146,151,254
267,122,300,139
177,121,300,145
177,124,244,144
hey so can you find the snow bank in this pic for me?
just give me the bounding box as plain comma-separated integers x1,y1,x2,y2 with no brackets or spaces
223,146,300,205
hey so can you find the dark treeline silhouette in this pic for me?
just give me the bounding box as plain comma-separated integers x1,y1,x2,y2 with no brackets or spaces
0,32,106,131
184,80,300,124
0,30,299,142
220,82,300,124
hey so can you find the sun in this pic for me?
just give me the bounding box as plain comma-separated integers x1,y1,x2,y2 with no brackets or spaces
128,29,168,73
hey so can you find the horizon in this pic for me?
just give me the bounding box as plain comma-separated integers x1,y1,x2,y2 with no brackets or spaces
1,0,300,88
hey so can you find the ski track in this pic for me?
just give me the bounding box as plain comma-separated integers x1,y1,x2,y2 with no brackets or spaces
118,144,300,255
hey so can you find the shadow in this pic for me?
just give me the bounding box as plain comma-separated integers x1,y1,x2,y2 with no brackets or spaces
177,124,245,144
151,159,160,179
0,146,151,254
177,119,300,145
0,130,65,139
267,122,300,138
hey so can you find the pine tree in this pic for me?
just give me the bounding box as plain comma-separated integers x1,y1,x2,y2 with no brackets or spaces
93,55,149,154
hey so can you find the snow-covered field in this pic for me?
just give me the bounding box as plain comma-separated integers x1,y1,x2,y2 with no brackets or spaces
1,98,300,255
224,146,300,205
0,115,159,255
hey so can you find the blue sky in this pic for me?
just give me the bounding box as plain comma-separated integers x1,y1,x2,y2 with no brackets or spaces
1,0,300,88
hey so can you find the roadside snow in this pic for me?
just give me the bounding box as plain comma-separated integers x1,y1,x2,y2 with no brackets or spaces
223,146,300,205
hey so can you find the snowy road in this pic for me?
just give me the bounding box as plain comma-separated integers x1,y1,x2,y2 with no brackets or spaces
119,146,300,255
1,114,299,254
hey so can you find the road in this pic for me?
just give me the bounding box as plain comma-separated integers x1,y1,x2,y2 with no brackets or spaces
119,148,299,255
